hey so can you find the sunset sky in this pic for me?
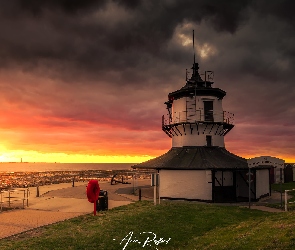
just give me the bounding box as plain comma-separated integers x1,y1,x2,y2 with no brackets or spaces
0,0,294,163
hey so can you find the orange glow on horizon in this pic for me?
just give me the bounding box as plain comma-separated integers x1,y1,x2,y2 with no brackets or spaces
1,144,294,164
0,149,156,163
0,144,160,163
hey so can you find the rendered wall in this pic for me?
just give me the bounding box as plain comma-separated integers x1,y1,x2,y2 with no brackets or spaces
172,96,223,123
171,96,225,147
159,170,212,200
171,124,225,147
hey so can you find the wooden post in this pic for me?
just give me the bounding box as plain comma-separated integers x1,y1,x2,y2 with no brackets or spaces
248,168,251,209
158,175,160,205
154,185,157,205
27,188,29,207
23,190,25,209
8,190,11,207
139,188,141,201
132,174,135,194
0,190,2,212
152,173,159,205
280,169,283,209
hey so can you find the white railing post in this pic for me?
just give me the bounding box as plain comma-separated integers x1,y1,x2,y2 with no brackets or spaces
8,190,11,207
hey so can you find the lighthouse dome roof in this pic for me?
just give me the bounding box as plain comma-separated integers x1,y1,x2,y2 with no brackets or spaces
168,84,226,100
169,63,226,100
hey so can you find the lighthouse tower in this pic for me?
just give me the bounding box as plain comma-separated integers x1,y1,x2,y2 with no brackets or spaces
162,62,234,148
133,60,271,203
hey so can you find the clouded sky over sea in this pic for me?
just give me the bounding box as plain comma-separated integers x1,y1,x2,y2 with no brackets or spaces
0,0,294,163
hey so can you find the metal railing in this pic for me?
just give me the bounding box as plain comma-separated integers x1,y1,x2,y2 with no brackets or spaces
0,188,29,211
162,110,234,126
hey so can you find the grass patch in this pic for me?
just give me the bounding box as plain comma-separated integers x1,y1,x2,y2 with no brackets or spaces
1,201,295,249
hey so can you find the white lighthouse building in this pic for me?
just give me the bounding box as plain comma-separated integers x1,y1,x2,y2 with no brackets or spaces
162,62,233,148
133,61,272,203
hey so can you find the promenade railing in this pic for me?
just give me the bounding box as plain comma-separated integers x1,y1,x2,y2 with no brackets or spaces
0,188,29,212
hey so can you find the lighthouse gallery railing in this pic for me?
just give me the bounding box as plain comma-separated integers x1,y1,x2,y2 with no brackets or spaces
162,110,234,126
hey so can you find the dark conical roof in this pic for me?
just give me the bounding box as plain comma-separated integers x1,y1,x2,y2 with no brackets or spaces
168,63,226,100
132,146,249,170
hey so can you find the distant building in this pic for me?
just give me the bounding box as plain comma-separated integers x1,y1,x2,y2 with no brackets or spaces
133,59,279,202
248,156,285,184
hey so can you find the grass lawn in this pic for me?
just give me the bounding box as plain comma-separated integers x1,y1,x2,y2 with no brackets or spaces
1,201,295,250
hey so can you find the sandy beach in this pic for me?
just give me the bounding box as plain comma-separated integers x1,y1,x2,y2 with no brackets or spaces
0,179,153,239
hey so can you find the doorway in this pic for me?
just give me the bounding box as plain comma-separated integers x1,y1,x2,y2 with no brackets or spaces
212,170,236,202
206,135,212,147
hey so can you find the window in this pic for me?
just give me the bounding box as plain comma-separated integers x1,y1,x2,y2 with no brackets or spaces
204,101,214,122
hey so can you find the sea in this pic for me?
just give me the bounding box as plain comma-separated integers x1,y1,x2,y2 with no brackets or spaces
0,162,135,173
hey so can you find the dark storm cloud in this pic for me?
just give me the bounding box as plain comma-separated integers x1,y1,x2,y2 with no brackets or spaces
1,0,295,80
0,0,253,83
19,0,107,15
253,0,295,27
113,0,141,9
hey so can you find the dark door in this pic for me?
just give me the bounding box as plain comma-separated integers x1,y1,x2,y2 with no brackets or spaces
206,135,212,146
204,101,214,122
213,171,236,202
285,165,293,183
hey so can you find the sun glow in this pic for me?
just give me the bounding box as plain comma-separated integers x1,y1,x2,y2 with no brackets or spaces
0,155,8,162
178,33,192,46
0,147,154,163
175,26,218,59
197,43,217,59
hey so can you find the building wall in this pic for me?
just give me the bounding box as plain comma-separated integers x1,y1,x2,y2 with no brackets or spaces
171,124,225,147
172,96,224,123
248,156,285,184
159,169,212,200
256,169,270,198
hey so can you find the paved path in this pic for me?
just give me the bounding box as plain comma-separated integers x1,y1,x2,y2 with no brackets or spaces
0,180,150,239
